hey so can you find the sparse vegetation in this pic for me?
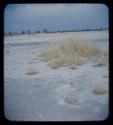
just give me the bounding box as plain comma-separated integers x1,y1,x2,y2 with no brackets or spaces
40,38,108,68
25,68,38,75
4,45,11,53
93,85,108,95
93,63,106,67
64,95,77,104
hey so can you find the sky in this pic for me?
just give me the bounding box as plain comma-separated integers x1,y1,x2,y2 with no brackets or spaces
4,4,109,33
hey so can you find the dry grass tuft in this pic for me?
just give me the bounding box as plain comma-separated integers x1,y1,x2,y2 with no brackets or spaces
93,85,108,95
47,60,61,69
40,38,108,68
25,68,38,75
64,95,77,104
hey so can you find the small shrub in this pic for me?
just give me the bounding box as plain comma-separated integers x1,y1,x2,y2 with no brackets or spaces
25,68,38,75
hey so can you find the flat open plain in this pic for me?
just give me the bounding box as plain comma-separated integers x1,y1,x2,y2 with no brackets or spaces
4,30,109,121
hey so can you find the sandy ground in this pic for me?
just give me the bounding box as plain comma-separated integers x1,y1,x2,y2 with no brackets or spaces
4,30,109,121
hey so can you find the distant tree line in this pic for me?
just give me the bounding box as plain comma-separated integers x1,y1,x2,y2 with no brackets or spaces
5,27,108,36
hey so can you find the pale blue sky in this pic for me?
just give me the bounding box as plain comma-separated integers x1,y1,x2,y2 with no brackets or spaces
4,4,109,33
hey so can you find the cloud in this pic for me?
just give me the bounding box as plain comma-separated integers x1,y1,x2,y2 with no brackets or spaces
5,4,107,15
4,4,109,33
5,4,65,15
4,3,108,20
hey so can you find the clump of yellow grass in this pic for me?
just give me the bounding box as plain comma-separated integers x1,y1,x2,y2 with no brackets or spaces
93,85,108,95
40,38,108,68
